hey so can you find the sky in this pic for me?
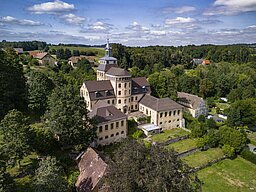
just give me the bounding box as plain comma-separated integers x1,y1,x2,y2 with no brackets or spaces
0,0,256,46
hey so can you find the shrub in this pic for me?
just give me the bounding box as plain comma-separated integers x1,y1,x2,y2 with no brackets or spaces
240,149,256,164
131,130,143,139
222,144,235,158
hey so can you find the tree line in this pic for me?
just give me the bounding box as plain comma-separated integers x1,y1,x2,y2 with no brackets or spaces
0,49,96,191
0,40,47,51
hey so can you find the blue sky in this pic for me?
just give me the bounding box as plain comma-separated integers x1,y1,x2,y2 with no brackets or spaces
0,0,256,46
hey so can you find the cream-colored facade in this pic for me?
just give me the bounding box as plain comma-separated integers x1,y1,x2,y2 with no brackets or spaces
39,54,56,66
177,92,208,118
139,102,183,130
96,118,127,145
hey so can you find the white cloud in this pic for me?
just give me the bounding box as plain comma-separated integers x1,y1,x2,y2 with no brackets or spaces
28,0,75,14
163,6,196,14
0,16,42,26
204,0,256,15
126,21,149,32
61,14,86,25
165,17,195,25
150,30,166,36
81,21,113,33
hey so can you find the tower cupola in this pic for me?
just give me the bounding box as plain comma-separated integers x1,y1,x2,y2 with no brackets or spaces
105,38,112,57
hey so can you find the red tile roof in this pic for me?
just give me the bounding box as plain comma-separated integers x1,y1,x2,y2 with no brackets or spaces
75,147,107,192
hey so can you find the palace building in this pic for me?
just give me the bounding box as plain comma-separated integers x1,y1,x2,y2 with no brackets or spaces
80,39,184,145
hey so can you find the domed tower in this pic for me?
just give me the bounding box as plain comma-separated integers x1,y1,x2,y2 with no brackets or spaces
97,39,118,80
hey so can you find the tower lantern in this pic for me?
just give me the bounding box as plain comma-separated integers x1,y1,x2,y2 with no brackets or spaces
105,38,112,57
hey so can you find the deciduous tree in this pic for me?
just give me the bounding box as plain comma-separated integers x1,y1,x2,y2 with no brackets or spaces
44,85,96,148
105,140,199,192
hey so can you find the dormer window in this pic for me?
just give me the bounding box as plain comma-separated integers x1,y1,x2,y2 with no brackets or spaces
142,86,147,92
133,87,138,93
105,90,111,96
95,91,100,97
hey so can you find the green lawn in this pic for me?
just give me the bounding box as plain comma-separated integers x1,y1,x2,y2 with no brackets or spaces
248,132,256,146
182,148,224,168
198,157,256,192
165,138,197,153
151,128,189,143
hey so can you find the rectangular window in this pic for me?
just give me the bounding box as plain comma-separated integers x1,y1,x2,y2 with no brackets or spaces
118,83,121,88
111,123,114,129
169,111,172,116
99,126,102,132
173,111,176,116
112,99,115,104
160,113,163,118
107,100,110,104
105,125,108,131
125,90,127,95
121,120,124,127
118,99,121,104
178,110,180,115
131,97,134,102
116,122,119,128
118,91,121,95
135,105,137,109
165,112,167,117
124,99,127,104
124,83,127,88
135,96,138,101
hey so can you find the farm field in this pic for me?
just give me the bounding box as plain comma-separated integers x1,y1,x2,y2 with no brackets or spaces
198,157,256,192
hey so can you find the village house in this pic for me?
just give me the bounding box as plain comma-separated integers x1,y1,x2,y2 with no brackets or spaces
177,92,208,118
13,48,24,54
80,39,185,144
75,147,108,192
68,55,95,68
29,52,56,66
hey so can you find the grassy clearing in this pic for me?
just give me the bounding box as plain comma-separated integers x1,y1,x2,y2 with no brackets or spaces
151,128,189,143
216,103,230,110
198,157,256,192
182,148,224,168
7,152,39,192
248,132,256,146
165,138,197,153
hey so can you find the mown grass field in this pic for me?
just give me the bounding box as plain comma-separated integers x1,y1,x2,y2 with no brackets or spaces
198,157,256,192
150,128,189,143
182,148,224,168
165,138,197,153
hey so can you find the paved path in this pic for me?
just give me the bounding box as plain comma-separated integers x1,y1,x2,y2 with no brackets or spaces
248,144,256,154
